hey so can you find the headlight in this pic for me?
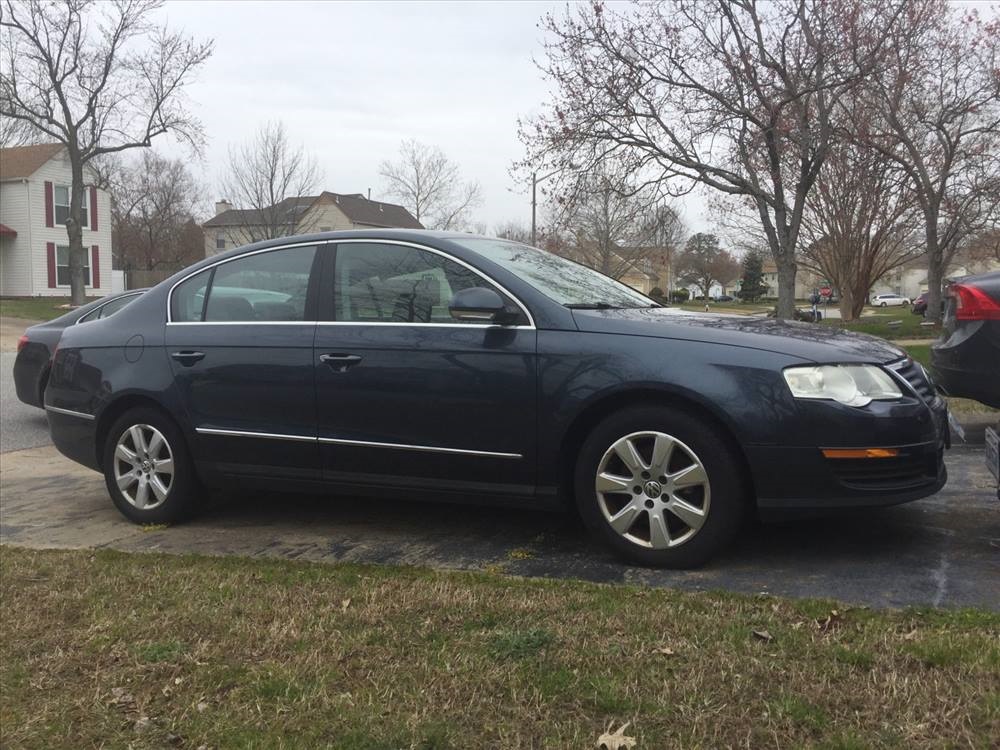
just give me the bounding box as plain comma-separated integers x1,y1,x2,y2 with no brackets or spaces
783,365,902,407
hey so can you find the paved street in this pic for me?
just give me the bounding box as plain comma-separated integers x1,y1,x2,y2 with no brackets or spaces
2,343,997,610
0,352,52,453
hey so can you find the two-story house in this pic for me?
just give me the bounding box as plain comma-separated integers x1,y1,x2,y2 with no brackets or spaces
0,143,114,297
203,191,422,257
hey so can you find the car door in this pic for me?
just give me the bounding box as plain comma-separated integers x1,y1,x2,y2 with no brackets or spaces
313,240,538,498
166,243,322,480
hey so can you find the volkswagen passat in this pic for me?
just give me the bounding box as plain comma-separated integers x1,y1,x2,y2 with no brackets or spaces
45,231,949,567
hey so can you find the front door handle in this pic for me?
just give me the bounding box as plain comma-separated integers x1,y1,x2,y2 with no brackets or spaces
319,353,363,372
170,351,205,366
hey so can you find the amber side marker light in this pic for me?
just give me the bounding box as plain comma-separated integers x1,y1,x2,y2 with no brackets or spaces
822,448,900,459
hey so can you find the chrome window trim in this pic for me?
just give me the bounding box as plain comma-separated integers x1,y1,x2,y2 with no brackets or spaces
45,404,95,421
195,426,521,459
75,291,145,325
165,238,536,329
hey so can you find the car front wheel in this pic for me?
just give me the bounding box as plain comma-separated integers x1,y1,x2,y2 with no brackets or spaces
574,406,747,568
102,407,198,524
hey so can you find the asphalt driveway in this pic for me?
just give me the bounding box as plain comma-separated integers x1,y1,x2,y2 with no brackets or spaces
2,339,997,610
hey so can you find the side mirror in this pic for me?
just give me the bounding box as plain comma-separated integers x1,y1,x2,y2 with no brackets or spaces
449,287,509,323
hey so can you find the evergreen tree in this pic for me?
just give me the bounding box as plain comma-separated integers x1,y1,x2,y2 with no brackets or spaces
738,249,767,302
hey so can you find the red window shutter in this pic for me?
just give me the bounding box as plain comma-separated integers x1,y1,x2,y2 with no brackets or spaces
44,182,54,228
46,243,56,288
91,245,100,288
89,186,98,231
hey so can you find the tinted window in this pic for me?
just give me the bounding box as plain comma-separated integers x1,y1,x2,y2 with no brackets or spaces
171,269,212,322
97,294,138,319
452,238,655,309
334,243,507,324
205,246,316,322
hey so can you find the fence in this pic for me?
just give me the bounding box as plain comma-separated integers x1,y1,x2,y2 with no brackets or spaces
125,268,180,290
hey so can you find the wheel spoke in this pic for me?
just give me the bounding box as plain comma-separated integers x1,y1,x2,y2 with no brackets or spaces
146,430,165,458
153,458,174,476
116,471,138,491
149,474,169,502
129,425,148,455
650,434,675,474
665,496,706,530
648,508,671,549
671,462,708,489
134,476,150,509
614,438,645,473
608,500,643,534
115,444,138,465
596,471,633,494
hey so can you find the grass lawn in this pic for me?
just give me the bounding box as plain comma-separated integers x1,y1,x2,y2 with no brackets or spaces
821,309,939,341
677,300,771,315
0,296,99,322
2,547,997,749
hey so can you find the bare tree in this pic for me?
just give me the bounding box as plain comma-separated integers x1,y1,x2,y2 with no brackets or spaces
379,139,482,230
0,114,40,147
492,221,532,243
517,0,904,318
675,233,740,298
855,0,1000,323
1,0,212,304
108,149,205,271
554,165,679,281
799,137,922,320
219,120,322,243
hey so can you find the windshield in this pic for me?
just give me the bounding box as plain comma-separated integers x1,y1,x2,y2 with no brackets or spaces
453,238,657,309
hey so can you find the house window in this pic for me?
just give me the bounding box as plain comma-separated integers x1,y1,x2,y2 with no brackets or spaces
56,245,90,286
216,231,226,251
54,185,88,228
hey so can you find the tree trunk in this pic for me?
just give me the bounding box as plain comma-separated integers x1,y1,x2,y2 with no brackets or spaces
839,286,855,321
67,152,87,306
775,255,797,319
924,221,944,325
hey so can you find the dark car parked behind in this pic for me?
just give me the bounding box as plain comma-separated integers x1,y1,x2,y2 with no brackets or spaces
14,289,145,408
931,271,1000,408
43,231,949,568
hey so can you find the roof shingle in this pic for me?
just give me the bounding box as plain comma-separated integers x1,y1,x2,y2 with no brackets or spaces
0,143,64,181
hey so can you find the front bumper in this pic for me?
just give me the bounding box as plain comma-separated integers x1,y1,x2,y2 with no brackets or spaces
749,439,946,509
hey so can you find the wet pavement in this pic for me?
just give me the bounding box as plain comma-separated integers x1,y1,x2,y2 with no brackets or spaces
1,443,997,610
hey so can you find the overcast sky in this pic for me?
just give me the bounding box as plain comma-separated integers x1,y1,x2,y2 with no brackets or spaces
157,0,571,231
157,0,995,235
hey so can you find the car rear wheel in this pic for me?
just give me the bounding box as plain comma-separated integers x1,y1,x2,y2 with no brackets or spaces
574,406,747,568
102,407,198,524
880,301,887,307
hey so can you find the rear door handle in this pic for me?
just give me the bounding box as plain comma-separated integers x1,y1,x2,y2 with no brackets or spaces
170,351,205,366
319,353,362,372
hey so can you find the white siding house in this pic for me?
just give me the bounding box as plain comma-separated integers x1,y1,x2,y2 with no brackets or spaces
0,143,114,297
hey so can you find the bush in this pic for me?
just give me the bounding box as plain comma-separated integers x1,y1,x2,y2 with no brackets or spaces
670,289,690,303
649,286,667,304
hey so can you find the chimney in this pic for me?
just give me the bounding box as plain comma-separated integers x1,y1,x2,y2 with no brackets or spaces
215,199,232,216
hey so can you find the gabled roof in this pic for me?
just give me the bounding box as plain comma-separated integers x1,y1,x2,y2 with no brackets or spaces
0,143,64,181
203,192,422,230
318,192,422,229
203,196,317,228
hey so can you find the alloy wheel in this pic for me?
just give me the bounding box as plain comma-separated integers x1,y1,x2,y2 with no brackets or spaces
113,424,174,510
595,430,711,549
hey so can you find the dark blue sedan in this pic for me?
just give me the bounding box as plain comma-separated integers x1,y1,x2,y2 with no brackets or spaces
44,231,949,567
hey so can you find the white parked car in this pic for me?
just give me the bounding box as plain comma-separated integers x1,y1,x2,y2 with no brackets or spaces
872,293,910,307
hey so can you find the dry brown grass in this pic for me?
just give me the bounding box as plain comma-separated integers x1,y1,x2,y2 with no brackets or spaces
1,547,997,749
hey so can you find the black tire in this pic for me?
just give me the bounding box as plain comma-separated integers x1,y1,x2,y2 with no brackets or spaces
102,406,199,524
574,405,748,568
880,301,887,307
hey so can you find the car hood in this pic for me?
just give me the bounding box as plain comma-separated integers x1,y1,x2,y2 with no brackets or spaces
572,308,906,364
